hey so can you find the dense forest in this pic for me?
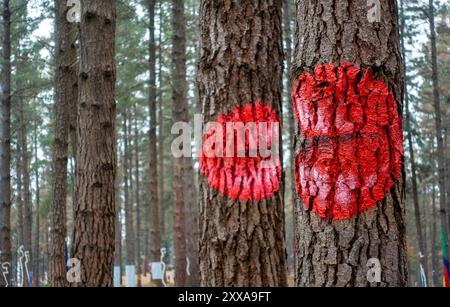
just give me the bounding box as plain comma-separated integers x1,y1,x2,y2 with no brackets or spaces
0,0,449,288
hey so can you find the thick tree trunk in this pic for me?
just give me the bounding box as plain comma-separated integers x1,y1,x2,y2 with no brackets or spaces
171,0,188,287
292,0,407,287
198,0,288,287
428,0,449,261
148,0,161,268
400,0,428,283
0,0,12,288
50,0,77,287
71,0,117,287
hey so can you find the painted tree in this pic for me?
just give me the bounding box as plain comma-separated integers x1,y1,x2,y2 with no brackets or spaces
0,0,12,288
49,0,78,287
291,0,407,287
71,0,117,287
197,0,288,287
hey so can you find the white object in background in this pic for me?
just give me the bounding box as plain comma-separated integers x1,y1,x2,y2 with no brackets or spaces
125,265,136,287
151,262,163,280
114,266,121,287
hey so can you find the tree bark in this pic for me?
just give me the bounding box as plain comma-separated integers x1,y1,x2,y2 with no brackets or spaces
292,0,408,287
171,0,188,287
50,0,78,287
71,0,117,287
428,0,449,262
0,0,12,288
197,0,288,287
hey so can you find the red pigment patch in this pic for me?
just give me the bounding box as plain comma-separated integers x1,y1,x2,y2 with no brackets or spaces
199,102,281,201
292,63,403,220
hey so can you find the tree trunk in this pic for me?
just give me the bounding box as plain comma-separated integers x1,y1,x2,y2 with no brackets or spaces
133,108,142,287
428,0,449,262
148,0,161,269
0,0,12,288
432,184,438,286
50,0,77,287
16,140,24,248
158,0,165,249
123,115,135,285
171,0,188,287
198,0,288,287
400,0,428,283
292,0,407,287
33,123,40,287
114,148,122,286
19,98,32,287
71,0,117,287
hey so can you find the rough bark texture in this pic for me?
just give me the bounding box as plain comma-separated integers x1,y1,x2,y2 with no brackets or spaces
0,0,12,288
172,0,188,287
292,0,407,287
71,0,117,287
50,0,78,287
428,0,449,261
148,0,161,266
197,0,288,287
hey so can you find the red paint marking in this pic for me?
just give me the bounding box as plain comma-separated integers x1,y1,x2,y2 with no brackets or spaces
292,63,403,220
199,102,281,201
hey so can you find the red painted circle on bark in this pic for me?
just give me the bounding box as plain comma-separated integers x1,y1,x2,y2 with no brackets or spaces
292,63,403,220
199,102,281,201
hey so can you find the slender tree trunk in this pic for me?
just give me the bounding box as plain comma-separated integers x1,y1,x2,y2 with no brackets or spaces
148,0,161,271
114,147,122,286
71,0,117,287
400,0,428,283
292,0,407,287
19,99,32,287
158,0,165,249
123,115,135,286
33,123,40,287
428,0,449,261
432,184,438,286
171,0,188,287
0,0,12,288
16,141,24,248
50,0,77,287
198,0,288,287
133,108,142,287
